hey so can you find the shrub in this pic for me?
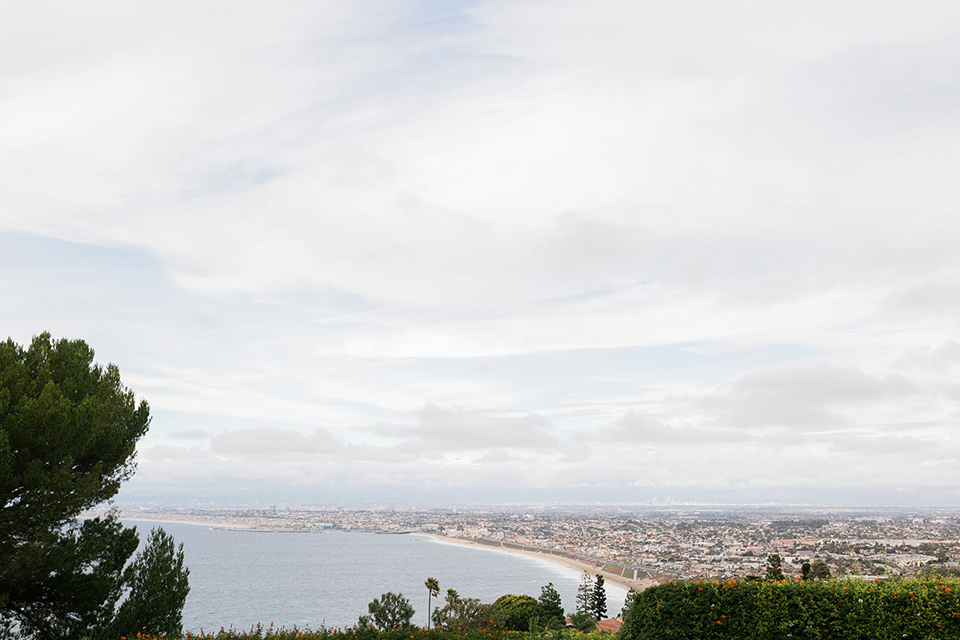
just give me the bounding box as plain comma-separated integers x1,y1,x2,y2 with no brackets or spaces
492,594,540,631
618,577,960,640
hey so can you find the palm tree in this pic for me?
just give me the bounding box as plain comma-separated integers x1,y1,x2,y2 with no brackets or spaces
424,577,440,629
568,610,597,632
445,588,459,606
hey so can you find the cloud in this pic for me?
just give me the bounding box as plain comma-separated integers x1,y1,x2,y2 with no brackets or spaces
472,448,517,464
782,38,960,137
826,433,937,457
7,2,960,505
6,0,956,316
896,340,960,371
883,283,960,315
209,426,343,457
169,429,212,440
363,404,560,454
591,408,742,445
702,363,919,429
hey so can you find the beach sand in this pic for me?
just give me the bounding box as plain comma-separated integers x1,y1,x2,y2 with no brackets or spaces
422,533,657,593
112,513,658,594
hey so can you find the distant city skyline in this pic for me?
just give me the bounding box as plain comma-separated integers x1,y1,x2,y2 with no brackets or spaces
3,2,960,506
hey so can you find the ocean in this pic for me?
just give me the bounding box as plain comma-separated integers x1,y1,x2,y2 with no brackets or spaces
127,521,629,633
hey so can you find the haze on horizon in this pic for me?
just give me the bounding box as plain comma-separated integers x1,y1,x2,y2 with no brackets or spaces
3,1,960,507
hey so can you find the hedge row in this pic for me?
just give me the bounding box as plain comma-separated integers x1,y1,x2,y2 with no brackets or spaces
618,578,960,640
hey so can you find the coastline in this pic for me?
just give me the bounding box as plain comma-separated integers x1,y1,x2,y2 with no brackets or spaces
110,515,258,531
420,533,657,594
106,513,659,595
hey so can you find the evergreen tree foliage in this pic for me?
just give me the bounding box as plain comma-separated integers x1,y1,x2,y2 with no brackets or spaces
810,560,831,580
620,588,637,619
0,333,188,640
765,554,785,581
591,574,607,620
2,517,138,639
362,592,415,630
575,571,595,615
537,582,564,621
112,528,190,638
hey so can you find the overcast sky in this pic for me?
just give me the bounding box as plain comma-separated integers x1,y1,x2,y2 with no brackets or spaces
3,1,960,506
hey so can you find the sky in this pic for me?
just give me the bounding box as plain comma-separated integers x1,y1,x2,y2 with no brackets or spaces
3,1,960,506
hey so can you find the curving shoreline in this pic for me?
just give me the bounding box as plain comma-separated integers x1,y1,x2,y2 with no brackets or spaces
114,514,659,597
420,533,657,595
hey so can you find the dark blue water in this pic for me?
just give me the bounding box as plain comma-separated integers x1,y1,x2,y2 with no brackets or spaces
127,522,627,633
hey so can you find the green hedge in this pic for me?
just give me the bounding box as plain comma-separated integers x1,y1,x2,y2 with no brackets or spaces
618,578,960,640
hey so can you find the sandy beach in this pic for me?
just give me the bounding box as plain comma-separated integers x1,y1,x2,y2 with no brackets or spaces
109,512,658,594
422,533,657,593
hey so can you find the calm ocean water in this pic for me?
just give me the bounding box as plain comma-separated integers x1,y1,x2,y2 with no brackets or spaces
127,521,629,633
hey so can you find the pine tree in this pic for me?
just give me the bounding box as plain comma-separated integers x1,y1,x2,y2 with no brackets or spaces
575,571,595,616
112,527,190,637
811,561,831,580
0,332,189,639
591,574,607,620
620,588,637,619
538,582,564,621
765,554,785,581
363,592,415,630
